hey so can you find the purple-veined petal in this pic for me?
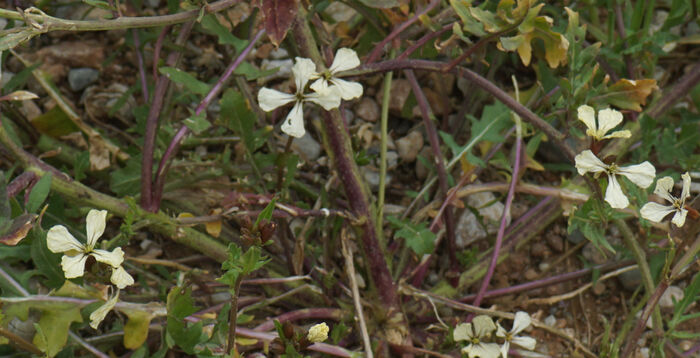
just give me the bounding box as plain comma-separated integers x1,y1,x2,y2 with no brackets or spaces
454,323,473,341
330,78,363,100
575,150,607,175
47,225,84,253
653,177,676,203
85,209,107,249
306,90,341,110
618,161,656,188
310,78,331,95
597,108,624,138
92,247,125,268
111,266,135,289
577,105,597,137
605,174,629,209
681,172,691,202
671,208,688,227
61,253,89,278
292,57,317,90
640,202,675,223
512,335,537,350
329,48,360,73
511,311,532,334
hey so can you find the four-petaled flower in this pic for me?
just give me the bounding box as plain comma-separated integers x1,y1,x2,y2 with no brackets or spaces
454,315,501,358
575,150,655,209
307,322,329,343
496,312,536,358
310,48,363,100
47,209,134,289
577,105,631,141
258,57,341,138
641,172,691,227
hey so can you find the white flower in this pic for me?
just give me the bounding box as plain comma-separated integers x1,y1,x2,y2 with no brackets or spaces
90,290,119,329
258,57,341,138
310,48,363,100
575,150,655,209
47,210,125,278
640,172,691,227
496,312,536,358
307,322,329,343
454,315,500,358
577,105,631,141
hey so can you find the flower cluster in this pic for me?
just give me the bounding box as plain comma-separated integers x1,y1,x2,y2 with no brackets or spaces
574,105,693,227
307,322,329,343
47,209,134,328
454,313,535,358
257,48,363,138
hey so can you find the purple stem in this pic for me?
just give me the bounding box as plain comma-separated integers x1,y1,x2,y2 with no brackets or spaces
460,259,633,302
396,24,451,61
141,21,194,212
405,69,457,270
153,26,170,80
471,135,523,308
151,29,265,208
365,0,440,64
131,29,149,102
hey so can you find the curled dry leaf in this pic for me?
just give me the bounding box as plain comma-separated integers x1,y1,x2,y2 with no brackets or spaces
604,78,658,112
0,214,37,246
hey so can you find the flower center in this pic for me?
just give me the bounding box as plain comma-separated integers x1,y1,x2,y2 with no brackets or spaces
607,163,619,174
471,338,480,344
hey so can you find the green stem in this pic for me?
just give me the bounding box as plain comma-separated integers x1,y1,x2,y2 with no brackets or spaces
376,52,395,250
226,276,243,356
613,218,663,334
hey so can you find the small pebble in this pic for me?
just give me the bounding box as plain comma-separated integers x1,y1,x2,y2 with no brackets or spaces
68,68,99,91
546,233,564,252
538,262,550,272
592,282,606,296
355,97,380,122
395,131,424,162
530,242,549,258
524,268,538,281
658,286,684,309
544,315,556,326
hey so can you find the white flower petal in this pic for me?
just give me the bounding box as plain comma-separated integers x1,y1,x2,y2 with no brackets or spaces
89,292,119,329
463,342,501,358
577,105,597,135
330,78,363,100
501,341,511,358
111,266,134,289
292,57,317,90
92,247,125,268
281,102,306,138
306,90,341,110
596,108,624,138
511,312,532,334
601,130,631,139
61,253,89,278
672,209,688,227
495,323,507,338
681,172,691,202
454,323,473,341
653,177,676,203
85,209,107,249
329,48,361,74
257,87,296,112
47,225,85,253
605,174,629,209
511,335,537,350
618,161,656,188
575,150,608,175
640,202,675,223
310,78,331,95
472,315,496,338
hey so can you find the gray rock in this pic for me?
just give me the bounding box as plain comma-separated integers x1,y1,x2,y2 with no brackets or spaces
544,315,556,327
455,210,487,249
324,1,357,22
386,151,399,169
290,133,321,162
618,268,642,291
465,191,510,234
355,97,380,122
396,131,423,162
68,68,99,91
269,48,289,60
261,59,293,81
363,168,391,191
659,286,684,309
145,0,161,7
377,79,411,113
582,242,611,265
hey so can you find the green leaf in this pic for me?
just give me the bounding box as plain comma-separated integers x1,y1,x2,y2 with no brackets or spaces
233,62,278,81
159,67,211,95
254,199,276,228
73,151,90,182
567,198,627,255
27,174,52,213
166,286,202,354
184,112,211,135
32,306,83,357
82,0,114,11
110,159,141,197
220,89,266,152
200,14,247,52
123,310,155,349
30,228,64,288
387,216,436,256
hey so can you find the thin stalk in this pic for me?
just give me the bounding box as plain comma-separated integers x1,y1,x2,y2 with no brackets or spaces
405,69,457,269
141,21,194,211
226,277,243,355
341,228,373,358
471,77,524,308
132,29,149,102
614,218,663,334
376,51,394,248
152,29,265,208
0,0,240,31
0,326,43,355
365,0,440,64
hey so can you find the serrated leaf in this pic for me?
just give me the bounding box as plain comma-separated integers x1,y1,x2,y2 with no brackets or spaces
603,79,658,112
166,286,202,354
261,0,298,46
159,67,211,95
26,174,51,213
